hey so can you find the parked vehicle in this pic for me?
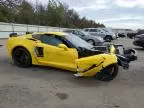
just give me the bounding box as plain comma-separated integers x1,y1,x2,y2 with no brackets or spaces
83,28,117,42
63,29,104,45
7,32,137,81
117,33,126,38
133,34,144,48
127,33,137,39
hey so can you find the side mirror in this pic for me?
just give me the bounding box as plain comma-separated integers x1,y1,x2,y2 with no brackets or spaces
58,44,68,50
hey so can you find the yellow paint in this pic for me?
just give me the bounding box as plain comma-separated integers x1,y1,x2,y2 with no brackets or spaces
110,44,116,54
76,54,117,76
7,32,118,77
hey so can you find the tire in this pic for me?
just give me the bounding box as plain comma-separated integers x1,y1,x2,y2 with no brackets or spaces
96,64,118,81
12,48,32,68
87,39,95,45
105,36,112,42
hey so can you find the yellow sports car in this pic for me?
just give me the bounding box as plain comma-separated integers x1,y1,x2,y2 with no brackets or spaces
7,32,137,81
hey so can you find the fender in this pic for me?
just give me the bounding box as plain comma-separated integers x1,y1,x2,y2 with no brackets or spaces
75,54,117,77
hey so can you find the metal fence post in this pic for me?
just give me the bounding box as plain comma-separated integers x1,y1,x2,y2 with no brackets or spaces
38,25,39,32
27,25,28,32
12,23,14,32
47,27,48,32
59,26,60,32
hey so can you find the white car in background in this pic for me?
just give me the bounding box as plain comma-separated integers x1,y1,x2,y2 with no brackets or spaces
83,28,117,42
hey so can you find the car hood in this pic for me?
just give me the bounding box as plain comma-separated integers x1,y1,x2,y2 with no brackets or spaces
88,35,104,42
95,36,104,41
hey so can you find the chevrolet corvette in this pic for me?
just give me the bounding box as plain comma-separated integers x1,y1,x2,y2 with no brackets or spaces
7,32,137,81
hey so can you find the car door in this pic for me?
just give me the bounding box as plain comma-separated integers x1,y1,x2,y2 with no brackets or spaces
34,34,78,71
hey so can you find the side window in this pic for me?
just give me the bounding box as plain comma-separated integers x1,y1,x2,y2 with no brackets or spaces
40,35,64,46
89,29,97,32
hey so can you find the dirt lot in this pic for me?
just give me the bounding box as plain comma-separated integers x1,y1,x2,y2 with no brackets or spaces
0,38,144,108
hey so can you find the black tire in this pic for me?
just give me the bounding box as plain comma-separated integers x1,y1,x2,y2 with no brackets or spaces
12,48,32,68
87,39,95,45
105,36,112,42
96,64,118,81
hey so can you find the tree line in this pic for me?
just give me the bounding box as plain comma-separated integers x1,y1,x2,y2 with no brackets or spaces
0,0,105,28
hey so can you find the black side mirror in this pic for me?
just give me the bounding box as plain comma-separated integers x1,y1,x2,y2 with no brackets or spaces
9,33,17,37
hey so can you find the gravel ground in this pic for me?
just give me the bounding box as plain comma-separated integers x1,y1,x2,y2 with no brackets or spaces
0,38,144,108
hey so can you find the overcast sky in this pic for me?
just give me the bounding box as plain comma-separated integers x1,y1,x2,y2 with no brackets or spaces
30,0,144,30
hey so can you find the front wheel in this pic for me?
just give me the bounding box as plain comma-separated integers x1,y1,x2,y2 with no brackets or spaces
96,64,118,81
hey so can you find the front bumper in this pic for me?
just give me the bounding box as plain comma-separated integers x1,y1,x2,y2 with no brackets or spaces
116,47,137,69
94,44,137,69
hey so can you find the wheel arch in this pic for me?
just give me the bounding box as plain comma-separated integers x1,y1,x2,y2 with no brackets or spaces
11,46,33,67
12,46,31,56
11,45,39,65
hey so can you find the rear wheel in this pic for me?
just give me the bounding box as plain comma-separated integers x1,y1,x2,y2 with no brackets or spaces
96,64,118,81
12,48,32,67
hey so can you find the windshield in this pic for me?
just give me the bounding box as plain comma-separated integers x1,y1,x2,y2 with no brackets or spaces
65,34,93,49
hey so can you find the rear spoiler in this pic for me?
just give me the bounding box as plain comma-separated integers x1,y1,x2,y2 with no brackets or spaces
9,32,33,37
9,33,18,37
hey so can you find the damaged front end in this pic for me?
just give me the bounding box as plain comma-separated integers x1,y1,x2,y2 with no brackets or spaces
116,47,137,69
74,54,118,77
74,43,137,79
94,44,137,69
